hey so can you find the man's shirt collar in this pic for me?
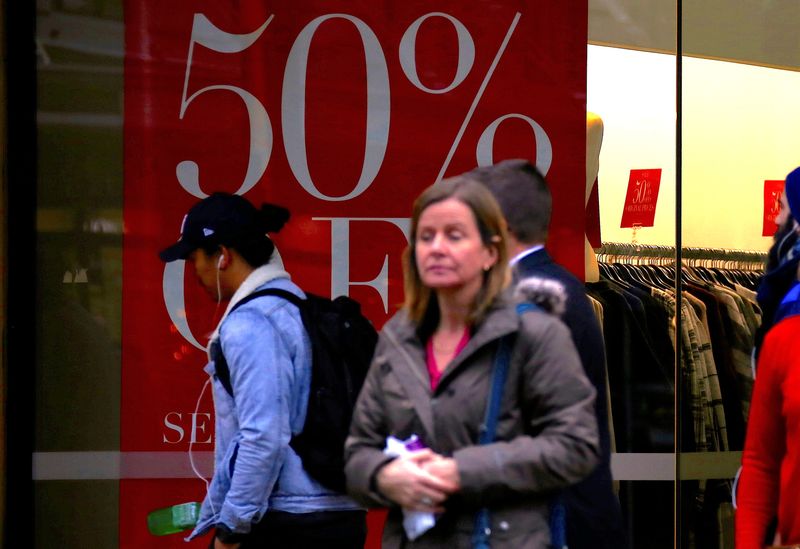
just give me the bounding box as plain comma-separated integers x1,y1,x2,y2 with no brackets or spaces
509,245,544,266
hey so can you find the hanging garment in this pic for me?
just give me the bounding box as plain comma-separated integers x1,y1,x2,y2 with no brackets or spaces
685,283,746,451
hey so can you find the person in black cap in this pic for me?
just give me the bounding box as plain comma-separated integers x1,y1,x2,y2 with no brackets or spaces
468,159,628,549
160,193,365,549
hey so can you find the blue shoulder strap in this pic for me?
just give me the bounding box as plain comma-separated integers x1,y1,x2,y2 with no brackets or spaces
516,301,541,315
478,336,512,445
473,300,566,549
472,335,512,549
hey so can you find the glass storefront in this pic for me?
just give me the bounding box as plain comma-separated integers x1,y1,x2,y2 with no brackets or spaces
32,2,123,547
680,4,800,548
7,1,799,547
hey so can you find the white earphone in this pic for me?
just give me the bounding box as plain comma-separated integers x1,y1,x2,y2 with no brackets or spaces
214,255,224,305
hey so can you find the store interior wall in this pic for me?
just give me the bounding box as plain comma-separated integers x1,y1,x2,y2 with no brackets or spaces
586,45,676,248
587,44,800,252
682,58,800,250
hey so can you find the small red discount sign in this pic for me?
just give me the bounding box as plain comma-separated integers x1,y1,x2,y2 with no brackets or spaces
763,179,785,236
620,169,662,228
122,2,587,547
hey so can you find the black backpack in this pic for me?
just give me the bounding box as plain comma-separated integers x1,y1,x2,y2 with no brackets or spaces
211,288,378,493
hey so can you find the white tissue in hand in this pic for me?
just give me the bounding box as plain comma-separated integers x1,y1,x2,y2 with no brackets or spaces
383,435,438,541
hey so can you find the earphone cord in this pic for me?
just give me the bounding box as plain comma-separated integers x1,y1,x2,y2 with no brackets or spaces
214,259,223,318
189,377,217,516
188,255,224,516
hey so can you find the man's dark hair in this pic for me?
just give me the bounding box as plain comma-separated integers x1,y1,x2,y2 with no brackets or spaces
197,198,289,268
468,159,551,244
198,228,276,268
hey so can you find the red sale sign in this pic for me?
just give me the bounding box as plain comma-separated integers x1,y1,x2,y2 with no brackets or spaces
122,2,587,546
763,179,785,236
620,168,662,228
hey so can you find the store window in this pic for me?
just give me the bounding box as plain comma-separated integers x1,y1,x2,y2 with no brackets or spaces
679,3,800,548
588,4,677,548
21,1,800,548
33,1,124,547
587,2,800,549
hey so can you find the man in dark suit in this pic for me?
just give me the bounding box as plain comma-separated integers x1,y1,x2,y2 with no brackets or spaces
469,159,627,549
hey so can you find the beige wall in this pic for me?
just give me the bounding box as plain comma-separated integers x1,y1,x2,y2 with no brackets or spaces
587,45,677,247
587,44,800,252
682,58,800,250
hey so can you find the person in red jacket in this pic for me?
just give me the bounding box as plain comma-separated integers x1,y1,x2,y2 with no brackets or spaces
737,167,800,549
736,313,800,548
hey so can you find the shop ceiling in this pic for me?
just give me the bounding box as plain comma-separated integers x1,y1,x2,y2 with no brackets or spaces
35,2,799,74
590,0,800,71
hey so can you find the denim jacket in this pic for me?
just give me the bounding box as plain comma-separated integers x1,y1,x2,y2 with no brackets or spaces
188,272,359,540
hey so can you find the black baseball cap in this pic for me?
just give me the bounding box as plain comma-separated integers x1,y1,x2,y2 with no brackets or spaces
159,193,264,262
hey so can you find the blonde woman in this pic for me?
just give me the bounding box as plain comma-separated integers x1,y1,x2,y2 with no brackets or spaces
345,177,599,548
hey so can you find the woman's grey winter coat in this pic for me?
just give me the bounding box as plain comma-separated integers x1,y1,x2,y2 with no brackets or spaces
345,292,600,548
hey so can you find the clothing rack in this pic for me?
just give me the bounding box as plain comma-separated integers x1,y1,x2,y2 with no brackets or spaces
591,242,764,549
596,242,767,272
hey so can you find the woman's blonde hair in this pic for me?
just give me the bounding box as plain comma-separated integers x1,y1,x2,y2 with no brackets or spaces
402,176,510,326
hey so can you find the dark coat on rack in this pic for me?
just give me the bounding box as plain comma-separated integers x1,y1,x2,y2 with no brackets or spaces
514,249,627,549
585,277,673,549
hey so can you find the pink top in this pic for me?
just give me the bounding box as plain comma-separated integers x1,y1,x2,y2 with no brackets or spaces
425,327,471,391
736,314,800,548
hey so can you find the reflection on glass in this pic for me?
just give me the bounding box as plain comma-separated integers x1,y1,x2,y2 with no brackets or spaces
35,1,123,547
682,1,800,549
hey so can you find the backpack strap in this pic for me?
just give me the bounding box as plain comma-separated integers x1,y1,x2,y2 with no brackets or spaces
231,287,305,312
213,288,306,397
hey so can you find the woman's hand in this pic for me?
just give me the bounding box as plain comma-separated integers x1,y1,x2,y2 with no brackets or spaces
376,449,459,511
420,456,461,490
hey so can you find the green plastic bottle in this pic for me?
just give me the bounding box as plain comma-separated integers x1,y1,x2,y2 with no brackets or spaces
146,501,201,536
